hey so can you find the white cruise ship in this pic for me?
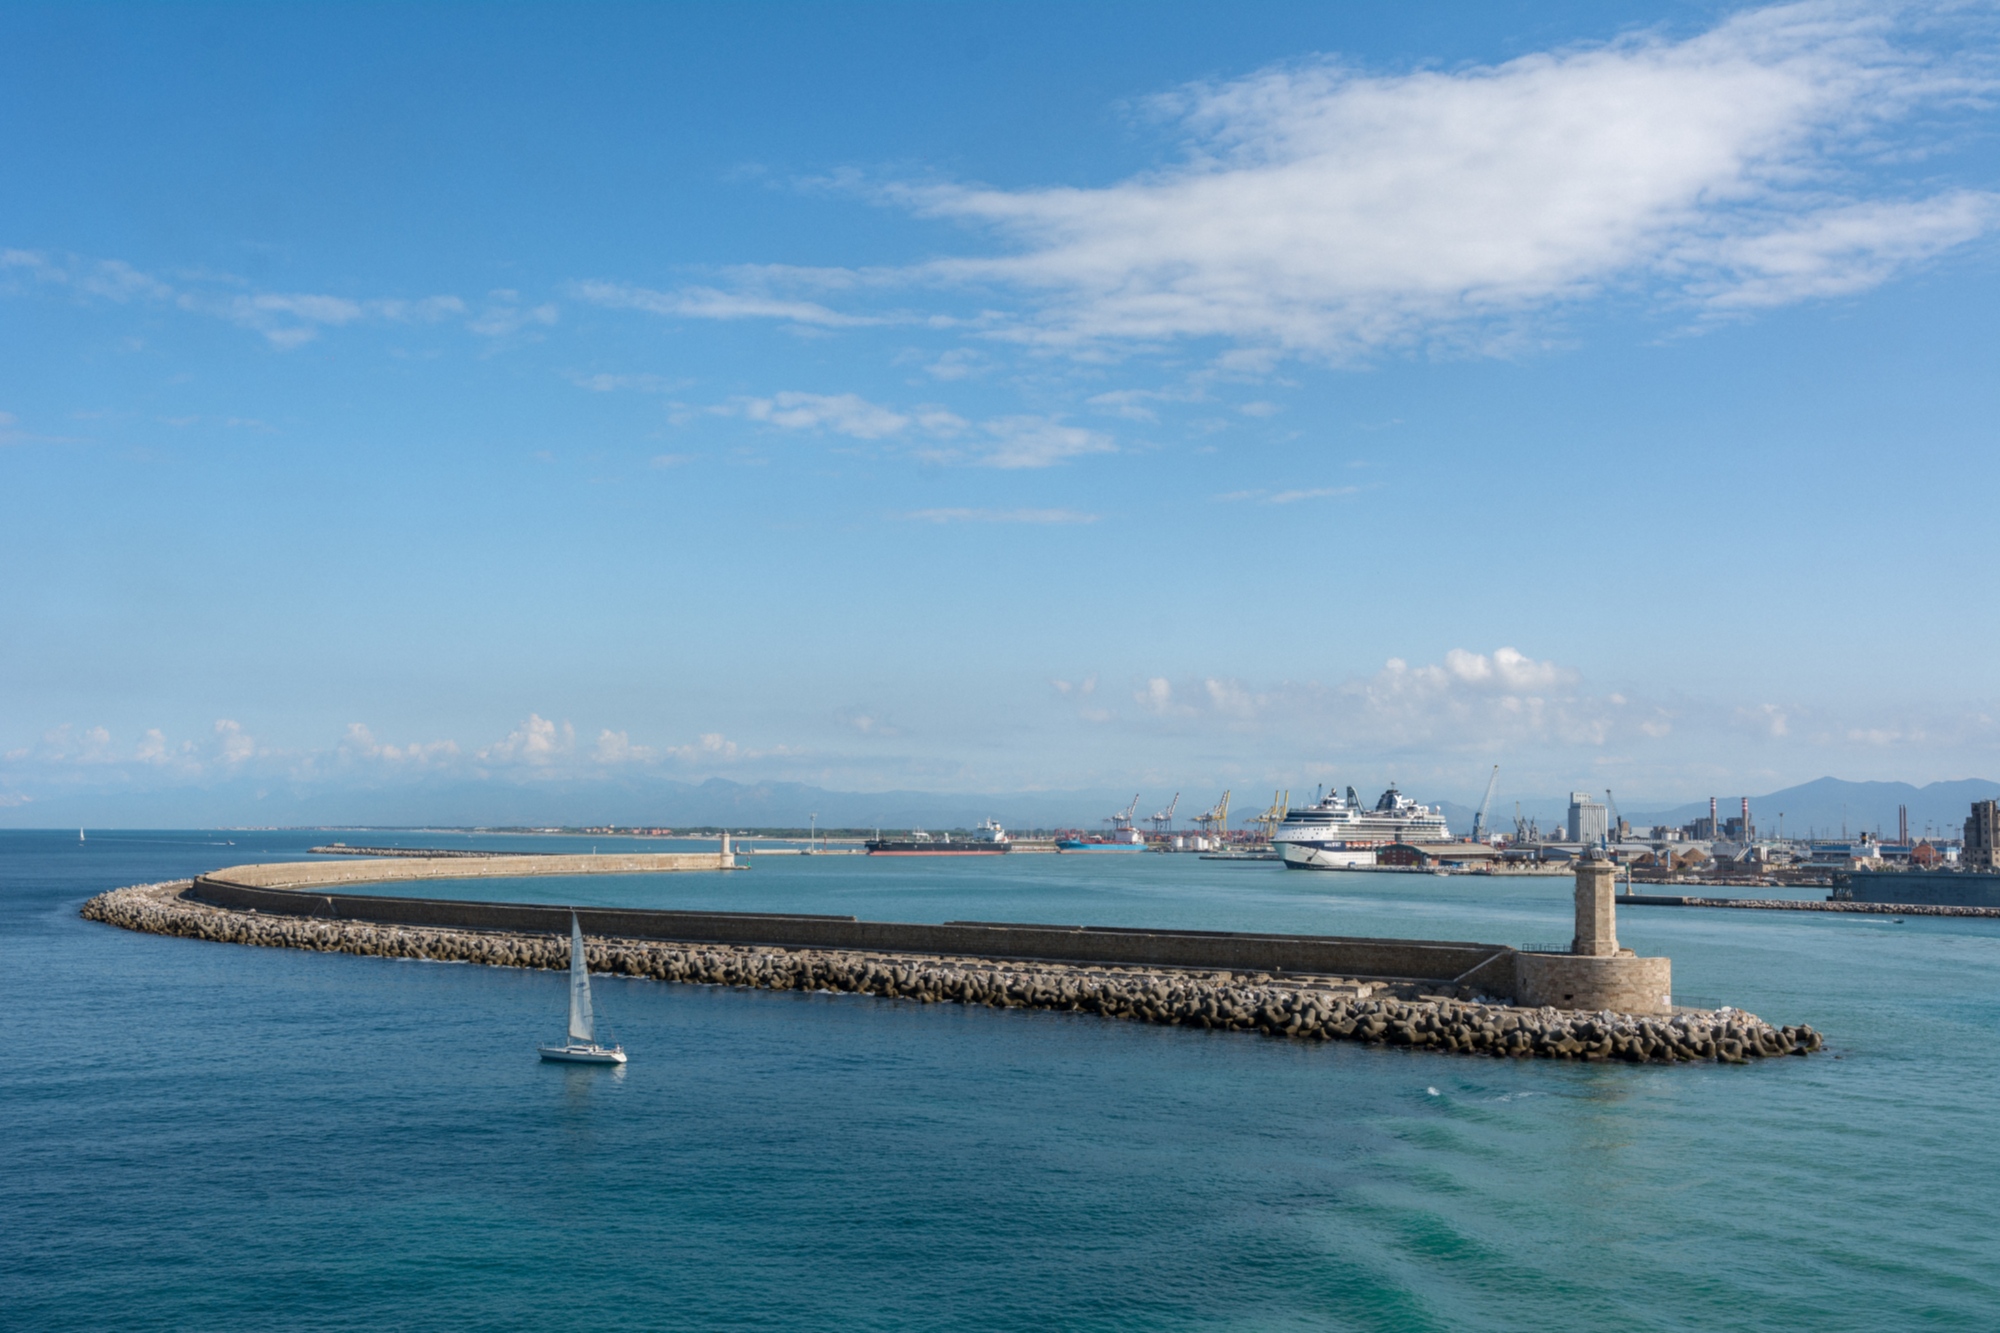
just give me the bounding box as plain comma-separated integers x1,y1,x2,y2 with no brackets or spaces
1273,785,1452,870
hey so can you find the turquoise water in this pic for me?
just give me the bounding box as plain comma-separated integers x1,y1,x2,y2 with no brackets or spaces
6,831,1998,1329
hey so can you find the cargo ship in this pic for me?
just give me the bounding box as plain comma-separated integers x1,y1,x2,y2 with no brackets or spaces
866,820,1011,856
1056,828,1148,853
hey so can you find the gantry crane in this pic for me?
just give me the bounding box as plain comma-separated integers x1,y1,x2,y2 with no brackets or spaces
1469,765,1500,843
1192,790,1232,842
1105,794,1140,832
1148,793,1180,837
1250,789,1290,842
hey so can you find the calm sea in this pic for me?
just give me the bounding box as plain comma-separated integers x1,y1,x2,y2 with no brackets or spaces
5,829,1997,1330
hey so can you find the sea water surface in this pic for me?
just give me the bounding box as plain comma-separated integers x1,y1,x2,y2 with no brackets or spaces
5,829,1998,1330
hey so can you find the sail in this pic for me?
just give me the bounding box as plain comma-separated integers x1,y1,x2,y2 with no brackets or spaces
567,914,595,1044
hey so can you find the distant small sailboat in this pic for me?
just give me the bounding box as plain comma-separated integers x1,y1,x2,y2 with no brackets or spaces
78,829,85,843
538,913,627,1065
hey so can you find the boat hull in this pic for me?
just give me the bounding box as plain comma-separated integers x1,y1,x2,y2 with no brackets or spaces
1056,841,1147,853
1278,843,1379,871
538,1043,627,1065
865,843,1009,855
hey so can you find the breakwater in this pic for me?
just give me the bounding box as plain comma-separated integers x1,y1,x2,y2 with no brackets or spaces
82,880,1821,1064
1625,894,2000,919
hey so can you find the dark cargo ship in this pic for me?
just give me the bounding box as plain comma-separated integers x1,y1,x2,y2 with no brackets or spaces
866,821,1012,856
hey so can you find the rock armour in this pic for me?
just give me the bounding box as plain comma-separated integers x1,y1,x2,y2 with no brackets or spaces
83,881,1822,1064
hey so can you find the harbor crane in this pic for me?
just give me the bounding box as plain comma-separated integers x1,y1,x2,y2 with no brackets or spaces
1251,790,1290,842
1192,790,1232,842
1148,793,1180,836
1469,765,1500,843
1105,794,1140,832
1605,789,1624,844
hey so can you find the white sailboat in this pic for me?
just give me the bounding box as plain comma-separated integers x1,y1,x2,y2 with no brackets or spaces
537,913,627,1065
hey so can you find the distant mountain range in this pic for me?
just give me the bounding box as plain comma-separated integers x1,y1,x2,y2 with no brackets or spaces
6,773,1995,839
1440,777,2000,841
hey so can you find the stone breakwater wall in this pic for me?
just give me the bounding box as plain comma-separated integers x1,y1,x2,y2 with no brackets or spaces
83,881,1822,1065
1625,894,2000,920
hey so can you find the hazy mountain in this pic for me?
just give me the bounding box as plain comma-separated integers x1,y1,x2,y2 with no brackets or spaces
1623,778,2000,840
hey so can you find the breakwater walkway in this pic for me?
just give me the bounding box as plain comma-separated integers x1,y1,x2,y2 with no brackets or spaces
308,844,546,859
81,876,1821,1065
1624,894,2000,920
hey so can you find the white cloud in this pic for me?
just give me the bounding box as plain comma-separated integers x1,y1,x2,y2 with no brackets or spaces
1739,703,1790,738
663,4,1997,361
468,290,559,337
904,507,1099,524
922,348,991,380
908,3,1998,356
1218,485,1359,504
719,391,1107,468
570,280,882,328
1267,486,1358,504
1136,677,1176,714
339,723,459,766
476,713,574,765
593,729,656,764
667,732,742,761
733,391,911,439
965,416,1115,469
567,371,686,393
213,719,256,764
3,248,468,347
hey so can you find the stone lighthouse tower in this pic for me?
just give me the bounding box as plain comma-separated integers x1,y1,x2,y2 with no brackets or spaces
1514,847,1673,1013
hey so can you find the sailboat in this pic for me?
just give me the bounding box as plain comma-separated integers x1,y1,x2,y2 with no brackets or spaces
537,913,627,1065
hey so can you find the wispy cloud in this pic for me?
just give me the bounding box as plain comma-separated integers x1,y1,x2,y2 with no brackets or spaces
942,416,1116,469
634,4,2000,362
566,371,688,393
903,507,1099,524
3,248,474,348
728,391,915,439
1218,485,1358,503
719,388,1113,468
467,289,559,337
570,279,884,329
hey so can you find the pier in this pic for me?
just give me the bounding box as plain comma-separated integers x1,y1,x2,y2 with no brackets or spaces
78,851,1822,1064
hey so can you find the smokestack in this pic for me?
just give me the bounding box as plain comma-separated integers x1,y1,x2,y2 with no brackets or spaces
1742,796,1751,843
1899,804,1909,845
1710,796,1718,837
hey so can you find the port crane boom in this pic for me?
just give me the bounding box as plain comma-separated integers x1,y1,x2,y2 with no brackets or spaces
1193,790,1232,842
1251,790,1289,841
1106,794,1140,831
1148,793,1179,836
1470,765,1500,843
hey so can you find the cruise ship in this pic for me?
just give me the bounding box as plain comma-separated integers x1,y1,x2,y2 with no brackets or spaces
1272,785,1452,870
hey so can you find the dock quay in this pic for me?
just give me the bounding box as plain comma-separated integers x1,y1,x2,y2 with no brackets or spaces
79,851,1821,1064
1623,893,2000,919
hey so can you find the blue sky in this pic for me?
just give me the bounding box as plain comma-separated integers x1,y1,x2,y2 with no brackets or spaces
4,1,1999,821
